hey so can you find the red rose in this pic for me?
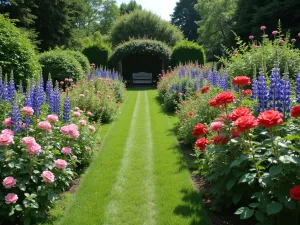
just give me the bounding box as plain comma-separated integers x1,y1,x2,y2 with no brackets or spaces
291,106,300,118
209,99,217,107
258,110,283,128
231,128,240,138
192,124,207,137
188,111,195,116
195,138,209,151
233,76,251,86
215,92,235,105
212,135,228,145
244,89,252,96
201,86,210,94
234,115,258,132
290,186,300,201
230,107,252,121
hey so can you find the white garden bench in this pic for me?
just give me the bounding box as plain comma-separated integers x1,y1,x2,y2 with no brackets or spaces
132,72,152,84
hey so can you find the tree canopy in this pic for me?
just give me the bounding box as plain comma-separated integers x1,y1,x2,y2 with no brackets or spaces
110,10,184,47
171,0,200,41
120,0,142,15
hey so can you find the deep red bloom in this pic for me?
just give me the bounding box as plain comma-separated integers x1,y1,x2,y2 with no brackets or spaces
192,124,207,137
201,86,210,94
244,89,252,96
234,115,258,132
290,186,300,201
209,99,217,107
258,110,283,128
212,135,228,145
231,128,240,138
214,92,235,105
188,111,195,116
233,76,251,86
291,106,300,118
230,107,252,121
195,138,210,151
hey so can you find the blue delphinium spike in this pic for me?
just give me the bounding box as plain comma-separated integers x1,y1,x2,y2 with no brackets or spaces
296,74,300,103
11,102,20,132
46,74,53,105
63,97,71,122
257,68,269,113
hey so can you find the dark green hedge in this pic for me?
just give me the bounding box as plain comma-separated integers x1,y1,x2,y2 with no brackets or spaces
110,10,184,47
39,50,84,82
82,43,111,68
109,39,171,69
171,40,206,65
65,50,90,74
0,15,40,83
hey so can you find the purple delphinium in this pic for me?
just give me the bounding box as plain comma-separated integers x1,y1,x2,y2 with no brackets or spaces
296,74,300,103
11,102,20,132
46,75,53,105
179,67,185,77
199,72,204,88
32,83,43,116
194,80,198,92
51,86,60,116
63,97,71,122
280,74,291,119
257,68,269,113
269,63,281,110
178,83,183,93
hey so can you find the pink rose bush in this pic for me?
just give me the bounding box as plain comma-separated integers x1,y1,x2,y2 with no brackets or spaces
2,177,16,189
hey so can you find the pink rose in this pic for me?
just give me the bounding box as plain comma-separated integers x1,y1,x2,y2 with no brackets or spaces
79,120,87,126
3,118,12,127
72,155,77,160
47,114,59,123
55,159,68,169
22,106,34,115
2,177,16,189
27,143,41,155
87,111,93,116
60,126,70,135
73,111,81,117
22,137,36,146
38,121,52,132
2,129,14,136
210,122,224,132
69,129,80,139
61,147,72,155
0,133,14,146
42,171,54,183
5,193,18,204
88,125,96,132
79,94,85,97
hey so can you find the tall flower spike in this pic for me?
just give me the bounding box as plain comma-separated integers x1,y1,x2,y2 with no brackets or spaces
8,71,15,102
296,73,300,103
0,67,3,100
257,67,269,113
2,74,9,101
46,73,53,105
11,102,20,132
280,63,291,119
251,65,258,100
269,60,282,110
18,80,23,95
63,97,71,122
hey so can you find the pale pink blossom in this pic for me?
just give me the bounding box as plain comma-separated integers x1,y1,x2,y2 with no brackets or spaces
87,111,93,116
291,38,296,43
60,81,64,85
279,39,285,44
254,45,260,49
72,155,77,160
263,34,268,38
88,125,96,132
249,35,254,40
3,118,12,127
19,123,26,129
0,133,14,146
79,94,85,97
22,106,34,115
61,147,72,155
79,120,87,126
42,171,54,183
2,129,14,136
22,137,36,146
260,25,266,30
210,122,224,132
74,107,80,111
27,143,41,155
38,121,52,132
5,193,18,204
60,126,70,135
86,146,91,152
55,159,68,169
69,129,80,139
272,30,279,35
2,177,16,189
73,111,81,117
47,114,59,123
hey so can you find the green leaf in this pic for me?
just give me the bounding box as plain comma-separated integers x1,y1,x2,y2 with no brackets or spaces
19,183,26,191
8,162,14,168
226,179,236,190
9,208,14,216
235,207,246,215
15,204,22,211
279,155,293,164
269,166,281,176
239,173,256,184
24,217,31,225
249,202,259,208
232,193,242,204
240,208,254,219
267,202,283,215
230,155,249,168
255,211,265,222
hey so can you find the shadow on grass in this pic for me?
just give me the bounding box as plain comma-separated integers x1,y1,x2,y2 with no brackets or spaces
174,189,210,225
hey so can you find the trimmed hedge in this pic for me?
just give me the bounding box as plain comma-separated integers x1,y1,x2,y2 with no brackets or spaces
65,50,90,74
39,50,84,82
82,43,111,68
109,39,171,69
110,10,184,47
171,40,206,65
0,15,40,83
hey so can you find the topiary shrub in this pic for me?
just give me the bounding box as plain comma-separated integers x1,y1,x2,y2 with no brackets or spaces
82,43,111,68
109,39,171,69
65,50,90,74
39,50,84,82
110,10,184,47
0,15,40,83
171,40,206,66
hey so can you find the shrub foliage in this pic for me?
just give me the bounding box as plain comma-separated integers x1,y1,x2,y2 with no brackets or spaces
82,43,111,68
65,50,90,74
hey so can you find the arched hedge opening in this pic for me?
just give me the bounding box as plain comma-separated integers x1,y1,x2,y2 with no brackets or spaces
109,39,171,84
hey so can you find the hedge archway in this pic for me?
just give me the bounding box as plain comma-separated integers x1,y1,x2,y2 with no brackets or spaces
109,39,171,84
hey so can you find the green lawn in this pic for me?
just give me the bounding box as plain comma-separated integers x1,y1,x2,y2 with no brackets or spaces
51,89,210,225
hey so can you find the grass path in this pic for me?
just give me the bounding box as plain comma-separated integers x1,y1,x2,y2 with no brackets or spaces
58,89,210,225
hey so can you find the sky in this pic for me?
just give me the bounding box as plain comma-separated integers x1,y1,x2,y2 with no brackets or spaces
116,0,179,21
